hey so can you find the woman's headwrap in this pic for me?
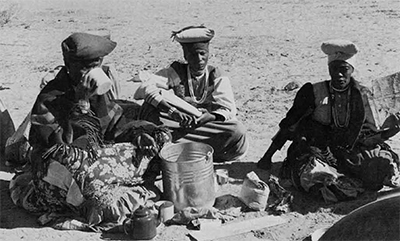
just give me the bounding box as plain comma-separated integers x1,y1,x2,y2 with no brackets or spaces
171,25,215,44
321,39,358,69
62,32,117,61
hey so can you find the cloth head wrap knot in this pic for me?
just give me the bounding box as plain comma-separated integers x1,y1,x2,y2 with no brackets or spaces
321,39,358,69
62,32,117,61
171,25,215,44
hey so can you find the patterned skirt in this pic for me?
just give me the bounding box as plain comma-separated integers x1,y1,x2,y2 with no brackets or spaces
9,142,160,231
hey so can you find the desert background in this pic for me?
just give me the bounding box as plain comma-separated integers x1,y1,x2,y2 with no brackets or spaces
0,0,399,240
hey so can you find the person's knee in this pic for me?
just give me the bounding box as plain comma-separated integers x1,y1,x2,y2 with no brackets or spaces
225,121,249,160
227,121,247,141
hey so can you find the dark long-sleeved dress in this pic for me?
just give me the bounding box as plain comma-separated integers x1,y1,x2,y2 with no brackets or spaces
272,79,399,202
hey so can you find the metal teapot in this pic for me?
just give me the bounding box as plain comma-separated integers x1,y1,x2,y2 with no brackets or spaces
123,205,160,240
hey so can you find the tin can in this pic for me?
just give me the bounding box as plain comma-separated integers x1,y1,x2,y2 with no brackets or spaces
159,201,174,223
216,169,229,185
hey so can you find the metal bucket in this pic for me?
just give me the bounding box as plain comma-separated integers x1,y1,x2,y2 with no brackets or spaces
160,142,215,211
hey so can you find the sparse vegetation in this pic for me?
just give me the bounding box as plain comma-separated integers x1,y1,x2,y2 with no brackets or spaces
0,4,20,27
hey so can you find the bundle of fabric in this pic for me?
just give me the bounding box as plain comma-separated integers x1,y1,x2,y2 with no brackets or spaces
287,146,364,203
338,143,400,190
266,174,293,214
10,116,171,232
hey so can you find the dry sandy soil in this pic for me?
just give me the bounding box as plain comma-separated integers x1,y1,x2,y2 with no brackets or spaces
0,0,399,240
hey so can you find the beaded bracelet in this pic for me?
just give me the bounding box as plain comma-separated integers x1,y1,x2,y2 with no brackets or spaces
168,107,177,117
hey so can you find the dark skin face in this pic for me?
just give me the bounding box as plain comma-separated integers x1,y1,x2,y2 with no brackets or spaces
65,57,103,86
328,60,354,90
182,42,210,77
49,58,104,144
164,42,215,128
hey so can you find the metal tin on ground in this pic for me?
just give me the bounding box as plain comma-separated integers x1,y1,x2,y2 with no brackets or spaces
216,169,229,185
160,142,216,211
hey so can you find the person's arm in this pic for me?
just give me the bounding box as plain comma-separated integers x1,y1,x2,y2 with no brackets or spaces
258,83,315,169
139,67,197,128
355,85,399,147
360,113,400,147
29,88,96,176
30,91,68,148
279,83,315,130
381,113,400,139
192,70,236,127
208,74,237,122
102,64,120,100
268,82,315,148
158,99,197,128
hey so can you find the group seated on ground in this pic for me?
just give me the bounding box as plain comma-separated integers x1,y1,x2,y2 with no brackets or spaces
3,31,400,232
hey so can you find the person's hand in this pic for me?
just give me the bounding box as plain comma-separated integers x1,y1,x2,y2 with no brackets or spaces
381,126,400,140
49,126,66,145
361,134,383,147
362,122,379,133
381,113,400,139
170,109,196,129
134,132,158,156
78,70,98,95
194,108,216,127
72,71,96,115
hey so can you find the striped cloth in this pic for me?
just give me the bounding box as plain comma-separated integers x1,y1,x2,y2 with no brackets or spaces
29,66,124,177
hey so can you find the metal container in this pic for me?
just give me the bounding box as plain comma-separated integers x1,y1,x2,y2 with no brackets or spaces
216,169,229,185
123,206,158,240
160,142,215,211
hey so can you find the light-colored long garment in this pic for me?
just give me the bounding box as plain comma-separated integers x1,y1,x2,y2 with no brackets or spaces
135,62,237,121
135,61,248,162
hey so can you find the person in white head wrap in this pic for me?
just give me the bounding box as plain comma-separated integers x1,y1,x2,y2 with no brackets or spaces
257,39,399,202
321,39,359,91
136,25,249,162
321,39,358,69
171,25,215,44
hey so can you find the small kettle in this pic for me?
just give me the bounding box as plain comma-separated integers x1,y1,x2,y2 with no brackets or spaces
123,205,160,240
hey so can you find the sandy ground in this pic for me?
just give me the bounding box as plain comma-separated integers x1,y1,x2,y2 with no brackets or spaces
0,0,399,240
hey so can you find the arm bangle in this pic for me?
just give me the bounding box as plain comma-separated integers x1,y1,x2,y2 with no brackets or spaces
168,107,177,116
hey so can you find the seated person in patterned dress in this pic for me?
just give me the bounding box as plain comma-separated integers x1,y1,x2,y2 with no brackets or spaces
9,32,171,231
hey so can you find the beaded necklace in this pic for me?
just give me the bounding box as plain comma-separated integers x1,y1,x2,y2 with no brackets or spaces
187,65,209,104
329,82,351,128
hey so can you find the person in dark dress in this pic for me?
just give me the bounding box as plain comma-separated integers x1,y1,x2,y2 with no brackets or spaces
257,39,399,202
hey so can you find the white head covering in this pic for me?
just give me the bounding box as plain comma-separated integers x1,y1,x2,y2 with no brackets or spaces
171,25,215,44
321,39,358,69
